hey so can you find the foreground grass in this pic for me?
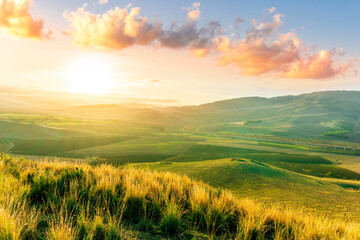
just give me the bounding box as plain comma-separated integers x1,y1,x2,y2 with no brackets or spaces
0,155,359,239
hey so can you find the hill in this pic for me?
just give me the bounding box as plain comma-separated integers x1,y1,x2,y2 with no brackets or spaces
0,154,359,239
56,90,360,142
172,91,360,141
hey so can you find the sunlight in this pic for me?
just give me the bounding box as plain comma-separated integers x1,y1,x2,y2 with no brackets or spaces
67,58,113,95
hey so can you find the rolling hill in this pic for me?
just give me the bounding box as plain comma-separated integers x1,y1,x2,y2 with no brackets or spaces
55,90,360,142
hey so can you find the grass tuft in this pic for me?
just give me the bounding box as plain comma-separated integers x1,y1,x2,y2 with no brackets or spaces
159,202,183,236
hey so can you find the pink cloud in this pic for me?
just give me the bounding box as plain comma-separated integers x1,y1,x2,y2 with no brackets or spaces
283,50,349,79
214,14,351,79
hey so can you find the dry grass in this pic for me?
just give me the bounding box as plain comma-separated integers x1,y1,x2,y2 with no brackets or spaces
0,154,359,239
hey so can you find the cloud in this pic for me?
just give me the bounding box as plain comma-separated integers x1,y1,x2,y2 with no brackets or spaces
216,14,300,76
160,2,204,48
98,0,108,5
63,5,162,50
234,17,244,30
215,13,350,79
0,0,50,39
268,7,277,14
64,3,222,55
184,2,201,20
160,2,223,54
283,49,349,79
158,2,222,54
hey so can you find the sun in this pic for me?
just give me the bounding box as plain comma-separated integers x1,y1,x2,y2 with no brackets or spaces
67,58,113,94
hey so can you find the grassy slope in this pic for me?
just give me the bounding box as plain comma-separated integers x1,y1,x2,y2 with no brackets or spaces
164,144,360,180
0,155,359,240
10,136,134,155
129,158,360,220
0,118,171,157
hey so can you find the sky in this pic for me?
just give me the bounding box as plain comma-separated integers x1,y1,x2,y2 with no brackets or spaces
0,0,359,105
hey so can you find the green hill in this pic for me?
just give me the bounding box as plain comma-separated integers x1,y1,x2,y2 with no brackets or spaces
171,91,360,141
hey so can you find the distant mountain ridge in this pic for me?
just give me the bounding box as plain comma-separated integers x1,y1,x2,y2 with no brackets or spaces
195,90,360,108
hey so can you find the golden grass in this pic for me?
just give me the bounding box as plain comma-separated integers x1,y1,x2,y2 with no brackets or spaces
0,154,359,239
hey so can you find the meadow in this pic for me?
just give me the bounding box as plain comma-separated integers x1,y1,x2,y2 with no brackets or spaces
2,113,360,221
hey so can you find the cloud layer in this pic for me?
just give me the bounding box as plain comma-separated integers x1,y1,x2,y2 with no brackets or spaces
63,3,351,79
0,0,50,39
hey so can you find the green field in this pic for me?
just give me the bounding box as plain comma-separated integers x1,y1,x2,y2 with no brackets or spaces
10,136,133,155
43,118,114,126
100,154,175,165
257,140,360,155
257,141,311,151
159,144,360,179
